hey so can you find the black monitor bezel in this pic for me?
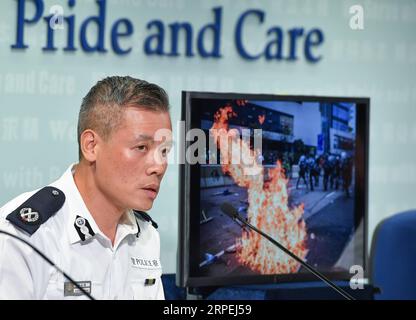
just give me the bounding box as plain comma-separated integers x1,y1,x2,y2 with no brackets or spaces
177,91,370,288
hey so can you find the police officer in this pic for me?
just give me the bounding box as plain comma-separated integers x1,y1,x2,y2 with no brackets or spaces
0,76,172,300
313,155,321,188
340,152,353,198
323,153,332,192
296,155,308,190
306,155,316,191
332,156,341,190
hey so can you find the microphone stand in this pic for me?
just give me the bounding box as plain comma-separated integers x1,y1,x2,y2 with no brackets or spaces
0,230,95,300
223,206,356,300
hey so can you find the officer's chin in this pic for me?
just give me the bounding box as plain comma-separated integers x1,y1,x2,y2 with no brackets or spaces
135,199,154,212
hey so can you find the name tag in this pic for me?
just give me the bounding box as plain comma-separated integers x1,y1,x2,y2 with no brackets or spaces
64,281,92,297
130,257,161,270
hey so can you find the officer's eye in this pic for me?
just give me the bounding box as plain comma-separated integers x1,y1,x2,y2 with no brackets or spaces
161,147,170,157
137,145,148,152
160,143,172,158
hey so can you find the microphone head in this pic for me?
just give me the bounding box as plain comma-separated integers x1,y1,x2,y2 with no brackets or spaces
220,202,238,220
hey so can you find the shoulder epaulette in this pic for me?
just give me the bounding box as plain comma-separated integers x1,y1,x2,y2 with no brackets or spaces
6,186,65,236
133,210,158,229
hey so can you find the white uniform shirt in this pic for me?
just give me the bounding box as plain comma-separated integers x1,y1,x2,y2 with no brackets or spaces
0,165,164,300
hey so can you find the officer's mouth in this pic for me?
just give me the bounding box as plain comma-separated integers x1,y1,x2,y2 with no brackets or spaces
141,184,159,200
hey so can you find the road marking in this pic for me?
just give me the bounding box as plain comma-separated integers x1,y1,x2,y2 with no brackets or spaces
324,191,337,199
199,244,237,268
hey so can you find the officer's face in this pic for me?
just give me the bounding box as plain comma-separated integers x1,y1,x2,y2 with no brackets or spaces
95,107,172,211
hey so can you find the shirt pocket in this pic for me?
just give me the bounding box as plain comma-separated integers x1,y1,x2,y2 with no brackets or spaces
129,270,163,300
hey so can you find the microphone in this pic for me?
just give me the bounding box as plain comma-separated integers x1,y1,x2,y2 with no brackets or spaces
0,230,95,300
220,202,356,300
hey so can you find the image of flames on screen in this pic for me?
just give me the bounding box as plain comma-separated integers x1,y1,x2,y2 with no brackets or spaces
178,92,369,287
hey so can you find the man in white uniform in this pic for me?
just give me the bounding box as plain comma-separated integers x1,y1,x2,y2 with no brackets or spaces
0,76,172,299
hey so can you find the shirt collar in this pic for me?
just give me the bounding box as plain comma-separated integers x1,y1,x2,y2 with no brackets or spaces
52,164,139,245
117,209,141,244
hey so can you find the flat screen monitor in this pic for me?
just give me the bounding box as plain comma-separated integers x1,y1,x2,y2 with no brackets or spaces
177,91,369,288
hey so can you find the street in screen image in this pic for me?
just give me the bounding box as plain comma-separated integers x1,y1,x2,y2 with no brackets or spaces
198,171,356,277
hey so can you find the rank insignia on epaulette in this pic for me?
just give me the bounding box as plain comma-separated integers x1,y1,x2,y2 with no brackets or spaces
19,208,40,224
6,186,65,235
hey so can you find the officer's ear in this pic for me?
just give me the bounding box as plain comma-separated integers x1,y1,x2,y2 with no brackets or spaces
80,129,100,162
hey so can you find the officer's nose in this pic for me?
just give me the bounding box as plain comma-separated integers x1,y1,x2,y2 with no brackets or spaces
145,148,167,177
146,162,166,177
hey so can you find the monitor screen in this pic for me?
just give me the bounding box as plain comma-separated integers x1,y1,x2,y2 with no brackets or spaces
177,92,369,288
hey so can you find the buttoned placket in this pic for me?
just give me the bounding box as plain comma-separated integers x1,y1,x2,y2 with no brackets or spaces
101,235,119,300
108,246,118,300
105,230,133,300
109,214,138,299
